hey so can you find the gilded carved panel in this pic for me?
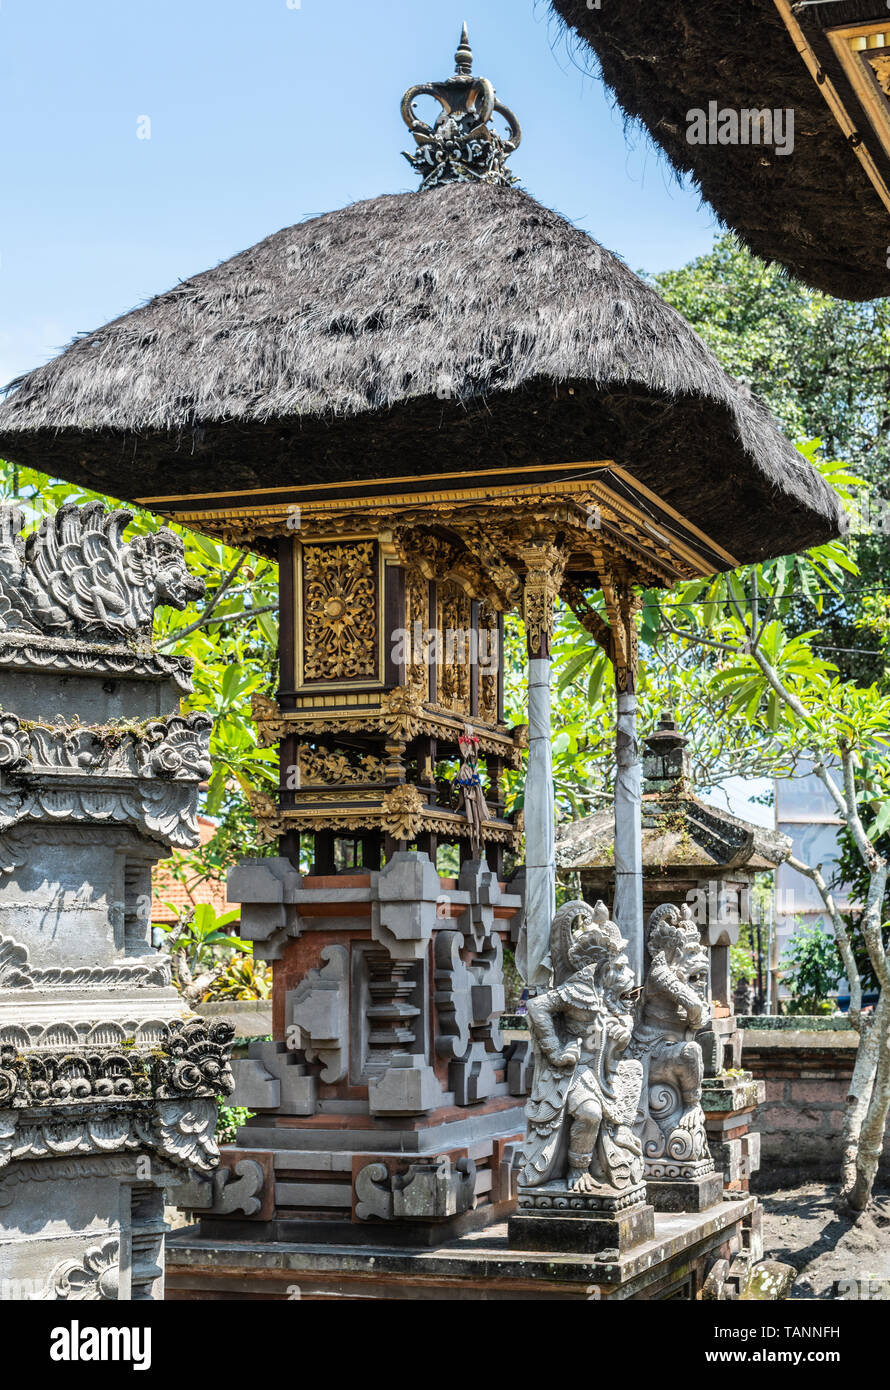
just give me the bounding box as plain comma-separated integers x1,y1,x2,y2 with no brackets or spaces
298,539,380,687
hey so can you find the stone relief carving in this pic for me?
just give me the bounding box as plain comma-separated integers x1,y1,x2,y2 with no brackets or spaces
286,944,349,1084
0,933,171,990
0,1019,235,1174
354,1155,476,1222
0,711,211,846
0,502,203,642
47,1237,121,1300
520,900,644,1198
630,903,715,1180
0,634,194,690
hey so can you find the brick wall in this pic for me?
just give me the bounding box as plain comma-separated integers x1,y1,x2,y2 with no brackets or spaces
742,1022,890,1180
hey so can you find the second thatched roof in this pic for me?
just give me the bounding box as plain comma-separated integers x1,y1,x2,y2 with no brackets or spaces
549,0,890,301
0,181,845,563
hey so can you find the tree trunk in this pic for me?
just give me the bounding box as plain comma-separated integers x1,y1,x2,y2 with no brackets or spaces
845,994,890,1211
840,997,882,1200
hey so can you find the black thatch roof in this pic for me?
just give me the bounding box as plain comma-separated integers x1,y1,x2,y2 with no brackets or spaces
0,182,844,563
550,0,890,301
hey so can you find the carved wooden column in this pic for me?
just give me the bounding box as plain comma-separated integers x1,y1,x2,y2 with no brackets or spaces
516,542,566,989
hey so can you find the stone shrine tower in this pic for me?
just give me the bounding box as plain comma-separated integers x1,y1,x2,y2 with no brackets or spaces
0,503,233,1300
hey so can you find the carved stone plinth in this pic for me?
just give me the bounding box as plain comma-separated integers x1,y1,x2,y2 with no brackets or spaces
509,1180,654,1253
646,1173,724,1213
0,503,232,1300
202,852,529,1245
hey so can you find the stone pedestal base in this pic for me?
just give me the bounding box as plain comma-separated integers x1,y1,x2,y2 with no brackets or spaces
508,1202,655,1255
646,1171,724,1212
168,1198,765,1300
508,1181,654,1254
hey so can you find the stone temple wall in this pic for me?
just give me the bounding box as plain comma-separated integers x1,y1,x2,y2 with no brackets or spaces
742,1021,890,1181
0,502,233,1300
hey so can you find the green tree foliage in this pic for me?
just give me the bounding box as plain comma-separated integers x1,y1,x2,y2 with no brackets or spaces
653,236,890,688
779,923,843,1015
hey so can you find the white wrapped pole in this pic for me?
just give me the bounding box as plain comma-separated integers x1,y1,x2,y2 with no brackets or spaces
520,655,556,988
516,542,564,988
613,689,643,982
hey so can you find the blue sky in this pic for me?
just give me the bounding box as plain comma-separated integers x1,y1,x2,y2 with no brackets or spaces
0,0,722,390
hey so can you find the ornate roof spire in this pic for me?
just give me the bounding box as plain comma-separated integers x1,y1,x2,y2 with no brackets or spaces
401,25,521,190
455,22,473,75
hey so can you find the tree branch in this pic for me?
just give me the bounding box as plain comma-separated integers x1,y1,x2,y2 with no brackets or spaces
786,854,863,1026
157,600,278,649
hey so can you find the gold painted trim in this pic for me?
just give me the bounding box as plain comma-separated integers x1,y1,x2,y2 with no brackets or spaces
772,0,890,216
162,474,727,581
827,21,890,164
606,464,740,569
134,459,615,507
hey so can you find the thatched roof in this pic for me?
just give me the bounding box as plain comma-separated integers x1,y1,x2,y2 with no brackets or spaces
0,182,845,562
549,0,890,301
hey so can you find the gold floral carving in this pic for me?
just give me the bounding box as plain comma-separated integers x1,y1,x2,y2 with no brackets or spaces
296,746,387,786
478,599,501,724
405,565,431,702
381,784,426,841
437,581,472,715
302,540,378,682
869,52,890,98
378,687,426,742
247,788,286,843
251,693,290,747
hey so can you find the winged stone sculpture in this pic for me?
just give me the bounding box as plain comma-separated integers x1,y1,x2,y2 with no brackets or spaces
0,502,204,642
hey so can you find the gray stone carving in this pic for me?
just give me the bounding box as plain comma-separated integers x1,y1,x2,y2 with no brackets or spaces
287,944,349,1083
520,901,644,1195
217,850,527,1234
0,502,202,642
227,856,304,961
510,900,656,1255
0,710,211,847
230,1040,317,1115
370,851,443,961
354,1156,476,1222
0,933,171,990
630,903,715,1182
47,1236,121,1301
0,500,231,1301
171,1157,266,1218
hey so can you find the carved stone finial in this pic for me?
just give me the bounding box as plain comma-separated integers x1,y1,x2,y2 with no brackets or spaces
400,28,522,190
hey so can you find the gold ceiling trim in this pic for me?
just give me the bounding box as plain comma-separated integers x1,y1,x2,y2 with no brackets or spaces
134,459,614,507
772,0,890,216
160,475,726,583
